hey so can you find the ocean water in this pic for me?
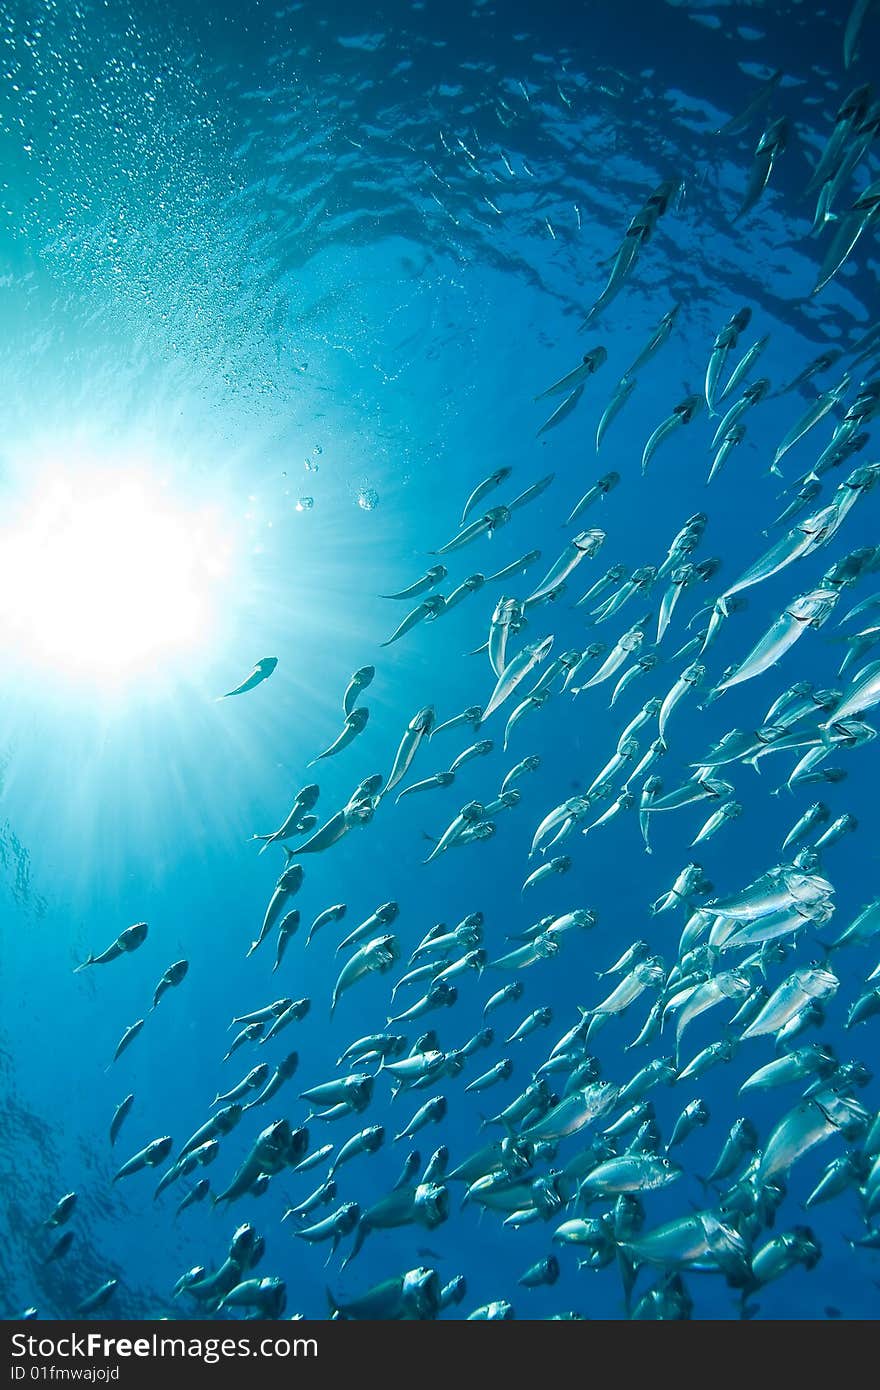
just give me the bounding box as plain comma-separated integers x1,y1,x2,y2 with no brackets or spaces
1,0,879,1322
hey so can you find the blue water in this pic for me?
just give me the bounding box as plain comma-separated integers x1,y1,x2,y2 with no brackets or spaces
1,0,879,1321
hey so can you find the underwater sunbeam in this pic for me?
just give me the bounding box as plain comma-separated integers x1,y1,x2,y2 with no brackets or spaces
0,465,234,683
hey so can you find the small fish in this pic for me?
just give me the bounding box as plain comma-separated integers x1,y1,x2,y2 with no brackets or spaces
626,304,680,376
481,636,554,722
705,308,752,415
308,708,369,766
381,597,446,647
44,1193,77,1230
844,0,877,66
272,911,300,972
218,657,277,699
306,903,347,947
537,384,585,437
384,707,435,799
642,394,704,474
597,378,637,452
342,665,375,713
109,1094,134,1148
536,347,607,402
175,1179,211,1217
75,1281,118,1316
151,960,188,1010
813,177,880,295
565,472,619,528
75,921,148,973
381,569,446,601
107,1019,144,1070
396,771,456,803
485,550,542,584
715,69,782,137
460,469,512,526
113,1135,173,1183
735,117,788,222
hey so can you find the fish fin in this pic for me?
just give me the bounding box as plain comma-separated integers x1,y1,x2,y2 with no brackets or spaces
73,957,94,974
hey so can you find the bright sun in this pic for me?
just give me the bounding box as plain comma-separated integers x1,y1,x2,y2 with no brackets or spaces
0,466,233,682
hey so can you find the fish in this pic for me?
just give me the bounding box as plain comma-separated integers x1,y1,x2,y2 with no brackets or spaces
735,117,788,222
460,470,513,526
485,550,542,584
109,1094,134,1148
217,657,277,699
250,783,320,854
626,304,680,375
43,1193,77,1230
113,1135,173,1183
719,335,769,403
565,472,619,527
535,346,607,402
381,570,446,601
845,1,877,67
342,665,375,712
248,862,303,957
383,707,435,799
705,308,752,415
715,69,782,137
642,394,704,474
597,379,636,452
74,920,148,973
107,1019,144,1069
528,530,605,607
328,1267,441,1320
381,597,446,646
331,935,401,1017
481,636,554,722
151,959,188,1010
813,177,880,295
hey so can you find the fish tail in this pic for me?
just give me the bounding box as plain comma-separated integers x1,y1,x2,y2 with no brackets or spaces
73,956,94,974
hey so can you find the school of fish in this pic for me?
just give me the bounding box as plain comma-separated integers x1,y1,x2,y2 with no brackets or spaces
25,5,880,1323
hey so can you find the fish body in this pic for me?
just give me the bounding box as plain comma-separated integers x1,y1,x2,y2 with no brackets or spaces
384,707,435,798
218,658,277,699
151,959,188,1010
109,1095,134,1148
75,921,148,973
735,117,788,221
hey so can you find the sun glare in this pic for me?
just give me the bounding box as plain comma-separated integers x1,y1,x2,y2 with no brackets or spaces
0,465,233,683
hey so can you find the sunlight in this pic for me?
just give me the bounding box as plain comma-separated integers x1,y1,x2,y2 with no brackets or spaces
0,463,234,683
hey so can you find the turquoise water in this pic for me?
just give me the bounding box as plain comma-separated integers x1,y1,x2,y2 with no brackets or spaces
1,0,879,1321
